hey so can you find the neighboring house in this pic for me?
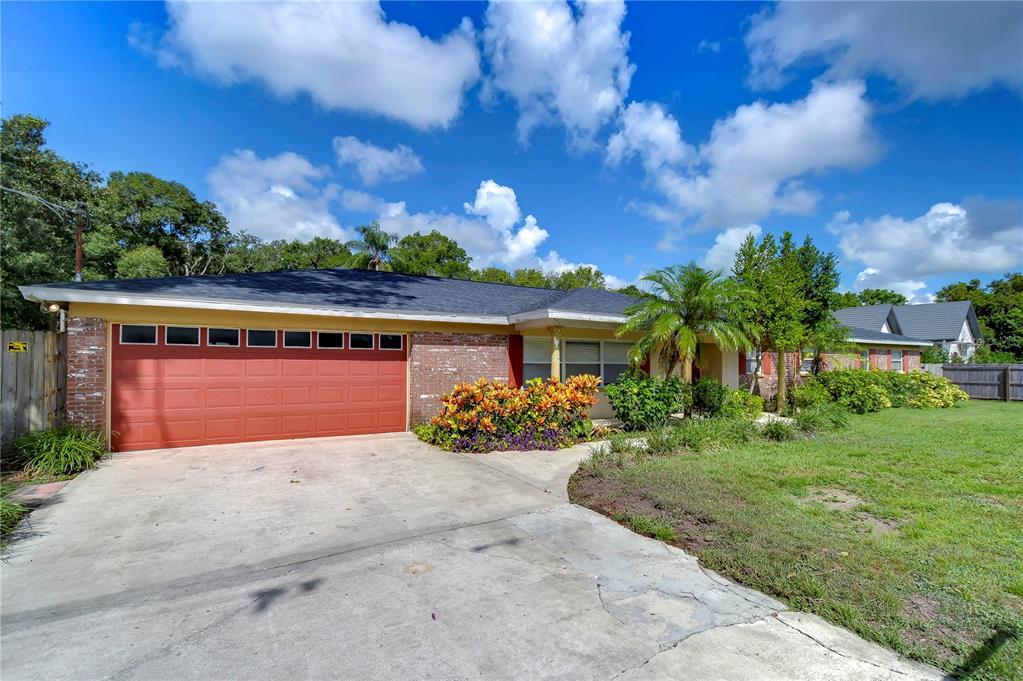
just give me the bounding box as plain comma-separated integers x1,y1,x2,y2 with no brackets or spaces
835,301,981,361
739,306,934,396
20,269,740,452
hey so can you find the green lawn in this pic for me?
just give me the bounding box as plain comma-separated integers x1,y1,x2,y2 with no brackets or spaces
570,401,1023,680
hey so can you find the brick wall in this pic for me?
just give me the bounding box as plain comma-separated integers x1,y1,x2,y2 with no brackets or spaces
409,332,510,425
66,317,107,431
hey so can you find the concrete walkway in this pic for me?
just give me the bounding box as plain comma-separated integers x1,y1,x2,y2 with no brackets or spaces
1,434,945,680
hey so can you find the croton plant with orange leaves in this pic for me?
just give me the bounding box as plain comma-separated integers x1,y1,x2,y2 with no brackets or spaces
423,375,601,451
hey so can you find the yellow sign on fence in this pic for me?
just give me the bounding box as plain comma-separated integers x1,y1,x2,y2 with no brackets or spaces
7,341,28,352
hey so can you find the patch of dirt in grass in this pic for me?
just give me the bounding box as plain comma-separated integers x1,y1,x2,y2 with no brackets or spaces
801,487,864,511
899,595,961,666
857,511,903,535
569,472,718,554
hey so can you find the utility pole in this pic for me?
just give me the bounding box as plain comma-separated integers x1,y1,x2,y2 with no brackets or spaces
74,201,90,283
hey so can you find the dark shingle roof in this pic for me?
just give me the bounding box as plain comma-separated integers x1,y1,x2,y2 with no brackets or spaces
892,301,977,341
24,268,638,318
834,305,896,332
844,326,931,345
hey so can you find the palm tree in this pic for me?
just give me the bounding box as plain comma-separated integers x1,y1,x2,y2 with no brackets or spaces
618,263,754,383
346,222,396,271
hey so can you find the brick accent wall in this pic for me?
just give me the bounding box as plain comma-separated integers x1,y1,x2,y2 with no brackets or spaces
66,317,107,431
409,332,510,425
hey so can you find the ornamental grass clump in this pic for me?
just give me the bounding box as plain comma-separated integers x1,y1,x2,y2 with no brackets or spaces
421,375,601,453
12,426,106,476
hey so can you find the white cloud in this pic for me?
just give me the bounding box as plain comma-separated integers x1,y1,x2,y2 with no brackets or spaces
696,39,720,54
482,0,634,146
607,101,694,174
609,81,876,230
745,2,1023,100
333,136,424,185
207,149,346,242
702,225,762,272
138,1,480,129
836,199,1023,299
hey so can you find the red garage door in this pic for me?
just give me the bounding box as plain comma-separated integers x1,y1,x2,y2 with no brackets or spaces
111,324,407,451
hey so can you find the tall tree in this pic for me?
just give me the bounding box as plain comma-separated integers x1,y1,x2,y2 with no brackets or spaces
472,267,515,285
618,263,753,384
1,114,101,329
795,236,847,373
834,291,861,308
511,268,550,288
857,288,908,305
98,171,230,276
390,231,472,278
732,233,805,405
346,222,396,271
937,273,1023,360
551,266,606,290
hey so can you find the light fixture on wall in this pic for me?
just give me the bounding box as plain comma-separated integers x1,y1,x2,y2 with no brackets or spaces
47,303,61,312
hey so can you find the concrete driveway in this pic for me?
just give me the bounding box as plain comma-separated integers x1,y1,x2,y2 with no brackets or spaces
2,434,943,680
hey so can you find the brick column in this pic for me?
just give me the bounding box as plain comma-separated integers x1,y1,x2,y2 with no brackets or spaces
66,317,107,432
408,332,510,425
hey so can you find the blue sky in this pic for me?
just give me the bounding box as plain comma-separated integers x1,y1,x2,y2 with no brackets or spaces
3,1,1022,300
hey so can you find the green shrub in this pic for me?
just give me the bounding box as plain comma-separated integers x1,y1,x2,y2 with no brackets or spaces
790,381,832,410
815,370,893,414
612,512,678,542
645,426,683,456
720,388,764,420
973,344,1018,364
794,404,850,435
708,417,761,445
905,371,969,408
1,485,28,538
870,371,915,408
920,345,949,364
692,378,727,417
13,426,105,476
605,371,689,430
761,420,798,441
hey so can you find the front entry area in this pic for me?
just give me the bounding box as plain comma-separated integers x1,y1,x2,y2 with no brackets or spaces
110,324,407,451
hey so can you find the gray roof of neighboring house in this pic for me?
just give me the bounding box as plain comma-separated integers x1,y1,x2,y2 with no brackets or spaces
834,305,899,333
844,326,932,346
20,268,639,319
835,301,979,342
892,301,979,341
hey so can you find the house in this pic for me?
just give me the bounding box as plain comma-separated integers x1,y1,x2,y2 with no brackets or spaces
20,268,741,452
739,306,934,396
835,301,981,361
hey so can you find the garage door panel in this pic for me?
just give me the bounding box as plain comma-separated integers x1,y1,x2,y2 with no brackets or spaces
111,325,407,450
206,387,242,408
245,359,279,377
164,388,203,410
282,414,316,436
164,359,203,378
205,418,242,440
244,386,279,407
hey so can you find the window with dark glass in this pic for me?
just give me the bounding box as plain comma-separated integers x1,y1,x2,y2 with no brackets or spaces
246,329,276,347
121,325,156,344
166,326,199,346
208,328,239,346
379,334,403,350
350,333,374,349
563,341,601,379
602,342,631,384
284,331,312,348
317,332,344,349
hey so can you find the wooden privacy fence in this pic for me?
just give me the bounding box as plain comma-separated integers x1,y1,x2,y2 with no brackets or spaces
1,330,67,452
937,364,1022,401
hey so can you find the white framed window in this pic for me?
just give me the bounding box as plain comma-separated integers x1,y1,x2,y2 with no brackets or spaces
246,329,277,348
379,334,403,351
317,331,344,349
745,352,761,375
165,326,199,346
891,349,903,372
602,342,631,385
349,333,374,350
800,349,816,374
207,328,240,347
283,330,312,348
120,324,157,345
523,336,552,382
